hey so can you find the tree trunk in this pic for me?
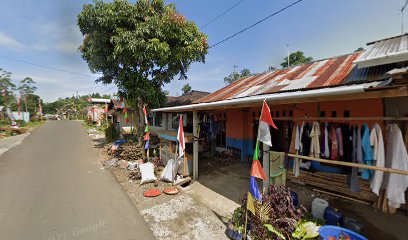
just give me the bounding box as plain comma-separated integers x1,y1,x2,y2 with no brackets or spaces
136,100,146,158
24,96,28,113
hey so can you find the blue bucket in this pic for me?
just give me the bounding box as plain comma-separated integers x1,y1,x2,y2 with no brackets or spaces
319,226,367,240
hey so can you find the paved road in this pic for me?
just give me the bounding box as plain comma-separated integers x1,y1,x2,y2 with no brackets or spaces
0,120,155,240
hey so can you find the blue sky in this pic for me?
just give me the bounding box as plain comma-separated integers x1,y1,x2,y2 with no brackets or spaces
0,0,406,102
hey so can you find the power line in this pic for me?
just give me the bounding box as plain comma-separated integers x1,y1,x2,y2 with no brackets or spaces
0,55,95,78
200,0,246,30
209,0,304,49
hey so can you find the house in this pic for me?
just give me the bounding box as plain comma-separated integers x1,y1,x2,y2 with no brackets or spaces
87,98,110,124
106,99,136,134
152,33,408,182
149,90,210,133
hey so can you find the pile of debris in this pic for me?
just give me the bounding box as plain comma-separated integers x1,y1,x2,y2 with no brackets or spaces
104,141,144,161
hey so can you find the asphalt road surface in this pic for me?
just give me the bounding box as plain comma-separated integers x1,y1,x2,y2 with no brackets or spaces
0,120,155,240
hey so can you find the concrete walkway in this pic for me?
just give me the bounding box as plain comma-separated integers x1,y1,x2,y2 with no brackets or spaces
0,120,155,240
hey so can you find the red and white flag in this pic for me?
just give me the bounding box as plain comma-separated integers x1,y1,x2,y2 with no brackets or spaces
257,100,277,147
143,106,148,124
1,88,6,97
177,115,185,159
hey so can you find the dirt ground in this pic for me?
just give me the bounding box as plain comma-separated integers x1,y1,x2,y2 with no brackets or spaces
88,131,229,240
88,129,408,240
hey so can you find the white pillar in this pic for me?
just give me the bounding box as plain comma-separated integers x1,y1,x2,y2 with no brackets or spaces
193,111,198,180
263,143,270,192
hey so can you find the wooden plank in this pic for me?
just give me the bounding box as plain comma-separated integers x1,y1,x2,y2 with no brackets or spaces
312,189,371,205
288,153,408,176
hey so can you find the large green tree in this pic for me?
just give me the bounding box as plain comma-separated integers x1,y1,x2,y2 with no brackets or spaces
0,68,16,106
281,51,313,68
224,67,252,85
18,77,37,112
78,0,208,139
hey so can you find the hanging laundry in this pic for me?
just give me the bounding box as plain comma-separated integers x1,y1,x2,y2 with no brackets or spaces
330,126,338,160
336,127,343,157
321,122,330,158
349,125,360,192
356,125,363,172
309,122,321,158
291,124,300,177
298,122,305,155
386,124,408,209
370,123,385,195
361,124,374,180
289,124,297,154
301,122,311,156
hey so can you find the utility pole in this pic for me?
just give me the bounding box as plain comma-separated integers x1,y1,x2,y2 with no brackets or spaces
402,0,408,34
287,44,290,67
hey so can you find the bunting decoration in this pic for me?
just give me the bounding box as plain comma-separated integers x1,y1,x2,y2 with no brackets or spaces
257,100,277,147
123,106,129,124
246,101,277,226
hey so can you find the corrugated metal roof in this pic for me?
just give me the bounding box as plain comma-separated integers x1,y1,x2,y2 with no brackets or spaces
354,34,408,68
195,52,362,104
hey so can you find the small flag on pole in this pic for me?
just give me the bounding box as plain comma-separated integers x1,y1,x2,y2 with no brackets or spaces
1,88,6,97
177,115,185,159
257,100,277,147
247,176,262,214
123,106,129,124
143,106,148,124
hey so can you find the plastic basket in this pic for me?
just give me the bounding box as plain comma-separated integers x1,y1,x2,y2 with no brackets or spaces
319,226,367,240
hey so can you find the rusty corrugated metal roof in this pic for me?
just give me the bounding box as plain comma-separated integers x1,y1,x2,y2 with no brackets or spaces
195,52,361,104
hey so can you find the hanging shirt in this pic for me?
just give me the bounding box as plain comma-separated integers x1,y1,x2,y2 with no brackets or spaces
309,122,321,158
298,122,305,155
356,125,363,173
369,123,385,195
301,123,311,156
330,126,338,160
386,124,408,209
336,127,343,157
349,125,360,192
321,123,330,158
361,124,374,180
289,124,298,154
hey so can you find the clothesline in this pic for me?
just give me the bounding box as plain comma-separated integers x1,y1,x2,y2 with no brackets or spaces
287,153,408,176
270,117,408,121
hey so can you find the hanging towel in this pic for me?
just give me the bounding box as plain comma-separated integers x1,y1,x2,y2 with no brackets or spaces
298,122,305,155
386,124,408,209
309,122,321,158
370,123,385,195
361,124,374,180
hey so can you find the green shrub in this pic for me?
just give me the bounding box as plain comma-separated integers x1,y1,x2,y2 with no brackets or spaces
105,124,120,143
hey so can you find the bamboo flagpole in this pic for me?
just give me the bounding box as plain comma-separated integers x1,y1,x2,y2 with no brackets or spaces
287,153,408,176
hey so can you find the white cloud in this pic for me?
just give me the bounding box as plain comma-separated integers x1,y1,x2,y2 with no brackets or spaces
55,41,79,54
0,31,24,50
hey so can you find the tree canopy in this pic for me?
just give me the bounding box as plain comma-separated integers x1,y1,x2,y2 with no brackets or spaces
224,67,252,85
281,51,313,68
77,0,208,110
181,83,192,95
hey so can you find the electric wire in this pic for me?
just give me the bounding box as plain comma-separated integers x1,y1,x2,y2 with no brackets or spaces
209,0,304,49
200,0,246,30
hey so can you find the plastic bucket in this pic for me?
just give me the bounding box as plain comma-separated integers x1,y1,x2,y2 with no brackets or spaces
319,226,367,240
324,207,343,226
312,198,329,220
